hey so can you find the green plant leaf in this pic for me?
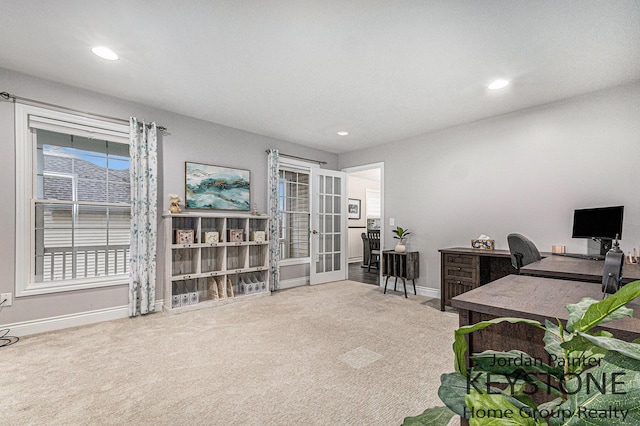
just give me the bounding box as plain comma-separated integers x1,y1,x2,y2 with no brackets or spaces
549,350,640,425
467,369,564,398
471,350,561,376
401,406,456,426
566,297,633,332
569,280,640,333
465,389,546,425
453,317,544,375
437,372,474,417
569,332,640,361
543,320,565,365
554,332,609,375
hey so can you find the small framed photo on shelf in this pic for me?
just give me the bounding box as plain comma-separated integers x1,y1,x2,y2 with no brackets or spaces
228,229,244,243
175,229,195,244
348,198,361,220
203,231,219,243
250,231,266,242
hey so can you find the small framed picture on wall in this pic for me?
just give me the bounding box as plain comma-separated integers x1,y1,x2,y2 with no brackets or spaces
348,198,361,220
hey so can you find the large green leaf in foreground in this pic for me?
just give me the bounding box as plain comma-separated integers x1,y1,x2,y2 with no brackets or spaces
549,350,640,425
454,317,543,376
569,280,640,333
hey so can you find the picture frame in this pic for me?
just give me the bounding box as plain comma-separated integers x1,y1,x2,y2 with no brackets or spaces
348,198,361,220
175,229,195,244
228,229,244,243
185,162,250,211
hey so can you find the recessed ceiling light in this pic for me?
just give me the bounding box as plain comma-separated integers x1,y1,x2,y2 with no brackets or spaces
337,131,349,136
488,79,510,90
92,46,119,61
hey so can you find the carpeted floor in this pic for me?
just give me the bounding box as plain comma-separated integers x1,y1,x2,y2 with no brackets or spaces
1,281,460,425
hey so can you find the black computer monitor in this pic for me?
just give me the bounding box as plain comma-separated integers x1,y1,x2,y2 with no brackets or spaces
572,206,624,255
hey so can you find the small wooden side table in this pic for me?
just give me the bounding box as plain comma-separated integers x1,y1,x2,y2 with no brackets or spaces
382,250,419,298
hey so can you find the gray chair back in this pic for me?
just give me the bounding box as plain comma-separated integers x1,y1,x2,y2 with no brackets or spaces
507,233,542,273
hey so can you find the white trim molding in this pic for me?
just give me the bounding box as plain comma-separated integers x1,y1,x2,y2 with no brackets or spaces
14,103,131,297
1,300,164,337
378,282,440,299
278,277,309,290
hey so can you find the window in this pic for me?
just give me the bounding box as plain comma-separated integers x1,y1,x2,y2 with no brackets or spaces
366,189,381,230
15,104,131,296
278,159,317,262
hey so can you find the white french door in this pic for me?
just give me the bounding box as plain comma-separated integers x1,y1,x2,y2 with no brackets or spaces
310,168,347,285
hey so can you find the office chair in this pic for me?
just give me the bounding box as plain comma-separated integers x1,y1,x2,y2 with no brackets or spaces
507,233,542,273
367,230,380,272
602,238,624,296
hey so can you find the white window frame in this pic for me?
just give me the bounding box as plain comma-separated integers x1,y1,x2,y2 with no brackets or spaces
278,157,318,267
15,103,130,297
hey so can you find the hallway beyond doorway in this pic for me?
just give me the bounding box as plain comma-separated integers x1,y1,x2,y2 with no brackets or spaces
348,262,379,286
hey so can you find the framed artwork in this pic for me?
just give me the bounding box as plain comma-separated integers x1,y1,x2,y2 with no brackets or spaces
348,198,361,220
175,229,195,244
228,229,244,243
185,162,250,210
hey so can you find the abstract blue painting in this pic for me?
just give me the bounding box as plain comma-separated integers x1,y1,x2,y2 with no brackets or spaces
185,162,250,211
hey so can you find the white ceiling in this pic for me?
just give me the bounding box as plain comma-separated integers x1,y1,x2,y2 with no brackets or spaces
1,1,639,154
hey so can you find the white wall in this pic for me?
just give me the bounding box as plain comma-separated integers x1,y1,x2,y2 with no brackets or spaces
339,82,640,292
0,68,337,332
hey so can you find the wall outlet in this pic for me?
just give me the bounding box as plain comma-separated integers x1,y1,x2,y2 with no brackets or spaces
390,218,395,226
1,293,12,307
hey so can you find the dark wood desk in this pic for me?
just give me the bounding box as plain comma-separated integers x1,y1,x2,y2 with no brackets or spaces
451,274,640,362
521,255,640,284
452,275,640,425
439,248,516,311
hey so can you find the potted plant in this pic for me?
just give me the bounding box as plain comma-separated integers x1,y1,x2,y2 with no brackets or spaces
392,226,411,252
402,279,640,426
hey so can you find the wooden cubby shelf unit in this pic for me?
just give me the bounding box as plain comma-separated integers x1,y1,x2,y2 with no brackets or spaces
163,212,270,312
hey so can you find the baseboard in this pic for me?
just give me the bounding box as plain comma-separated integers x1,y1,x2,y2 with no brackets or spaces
277,277,309,290
378,282,440,299
417,286,440,299
1,300,164,337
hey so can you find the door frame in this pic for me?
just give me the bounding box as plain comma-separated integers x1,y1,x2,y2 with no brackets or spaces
342,162,385,287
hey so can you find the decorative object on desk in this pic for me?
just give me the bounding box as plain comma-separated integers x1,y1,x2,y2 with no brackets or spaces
185,162,250,211
252,202,260,216
348,198,361,220
168,193,182,213
402,279,640,426
204,231,219,244
470,234,494,250
552,244,566,254
228,229,244,243
392,226,410,252
175,229,194,244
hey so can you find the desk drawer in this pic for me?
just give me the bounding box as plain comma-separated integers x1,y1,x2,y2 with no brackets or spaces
444,253,477,268
444,279,474,303
444,253,478,282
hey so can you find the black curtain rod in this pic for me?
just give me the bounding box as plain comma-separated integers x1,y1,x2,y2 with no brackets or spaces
0,91,167,132
266,150,327,165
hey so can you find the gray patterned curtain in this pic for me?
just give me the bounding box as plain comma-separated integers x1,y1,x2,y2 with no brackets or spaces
129,118,158,316
268,149,281,291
